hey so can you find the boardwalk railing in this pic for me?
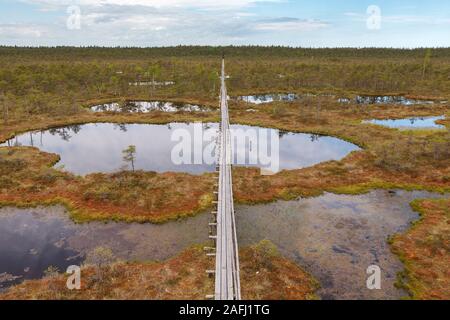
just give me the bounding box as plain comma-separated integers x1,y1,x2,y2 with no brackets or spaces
207,59,241,300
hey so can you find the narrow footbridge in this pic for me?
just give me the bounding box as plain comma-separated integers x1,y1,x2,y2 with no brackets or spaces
206,59,241,300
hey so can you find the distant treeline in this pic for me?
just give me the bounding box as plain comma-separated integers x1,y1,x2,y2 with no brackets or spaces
1,46,450,61
0,46,449,122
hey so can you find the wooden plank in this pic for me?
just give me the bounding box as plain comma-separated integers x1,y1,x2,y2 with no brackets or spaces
212,59,241,300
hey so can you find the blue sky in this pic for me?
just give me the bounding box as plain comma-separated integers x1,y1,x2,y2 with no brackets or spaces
0,0,449,47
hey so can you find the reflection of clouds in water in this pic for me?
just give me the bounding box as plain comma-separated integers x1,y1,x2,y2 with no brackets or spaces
231,127,359,170
27,123,217,175
236,190,445,300
91,101,209,113
368,116,445,129
2,123,360,175
279,134,359,170
355,96,436,105
50,123,215,175
0,205,209,288
238,94,297,104
0,208,82,288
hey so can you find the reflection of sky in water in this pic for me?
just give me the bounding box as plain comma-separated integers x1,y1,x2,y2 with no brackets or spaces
0,208,83,289
278,133,359,170
339,96,445,105
91,101,210,113
1,123,359,175
239,94,442,106
236,190,447,300
355,96,435,105
238,94,297,104
367,116,445,129
0,205,209,289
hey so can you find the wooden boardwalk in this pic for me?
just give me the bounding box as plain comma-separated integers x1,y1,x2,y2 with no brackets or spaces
207,59,241,300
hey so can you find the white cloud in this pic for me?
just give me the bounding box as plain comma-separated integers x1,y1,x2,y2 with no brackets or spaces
24,0,279,10
0,24,46,38
11,0,328,46
344,12,450,25
384,15,450,25
254,18,329,31
81,11,174,31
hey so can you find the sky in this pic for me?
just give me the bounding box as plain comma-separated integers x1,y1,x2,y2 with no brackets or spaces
0,0,449,47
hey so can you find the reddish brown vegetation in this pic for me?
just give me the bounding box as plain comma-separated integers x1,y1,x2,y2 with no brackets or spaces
391,199,450,300
0,243,318,300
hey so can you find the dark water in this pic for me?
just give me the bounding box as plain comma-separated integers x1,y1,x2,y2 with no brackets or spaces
0,207,83,289
339,96,440,105
91,101,211,113
0,206,209,290
0,190,445,298
365,116,445,129
235,190,447,300
1,123,360,175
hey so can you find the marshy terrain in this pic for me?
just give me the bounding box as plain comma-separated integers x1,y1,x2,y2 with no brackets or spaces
0,47,448,300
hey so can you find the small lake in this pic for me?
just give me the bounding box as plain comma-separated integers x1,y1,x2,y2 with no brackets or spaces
340,96,441,105
0,190,444,299
237,94,298,104
237,94,446,106
90,101,212,113
1,123,360,175
0,205,209,290
237,93,341,105
365,116,446,129
235,190,447,300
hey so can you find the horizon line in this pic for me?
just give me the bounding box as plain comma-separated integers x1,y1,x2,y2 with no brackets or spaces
1,45,450,50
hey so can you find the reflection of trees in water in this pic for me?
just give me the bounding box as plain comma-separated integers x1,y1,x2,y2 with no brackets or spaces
280,94,297,102
3,137,19,147
241,94,297,103
122,101,139,113
99,101,206,113
54,129,71,141
355,95,421,105
99,104,109,111
255,95,271,103
278,130,289,138
48,125,81,141
155,101,165,111
310,134,320,142
70,125,81,134
173,102,184,110
203,123,213,131
113,124,128,132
